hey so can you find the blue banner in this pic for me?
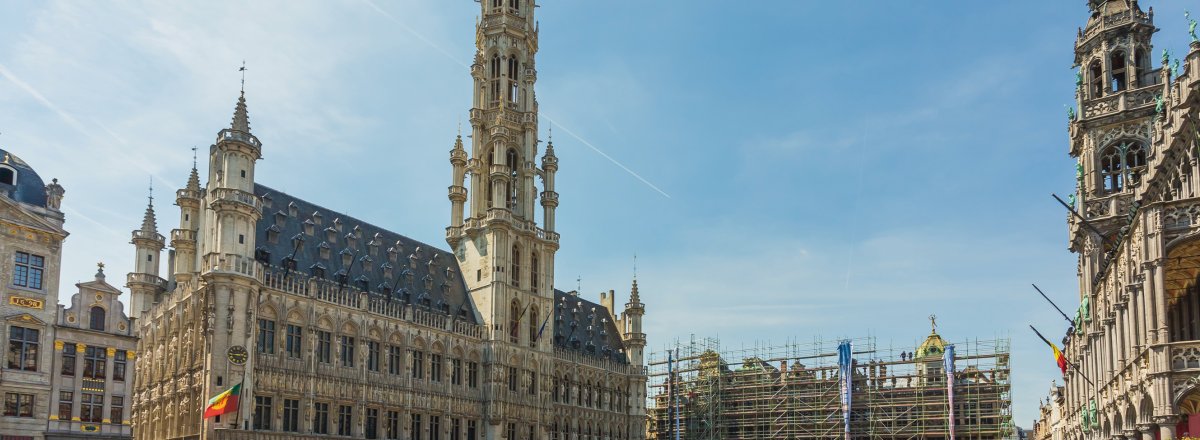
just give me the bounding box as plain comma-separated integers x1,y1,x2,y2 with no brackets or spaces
944,344,956,440
838,340,853,440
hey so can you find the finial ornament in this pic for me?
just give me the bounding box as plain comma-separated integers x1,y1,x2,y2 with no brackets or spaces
239,60,247,92
1188,11,1198,43
192,146,198,169
97,261,105,270
929,314,937,332
633,253,637,281
148,177,154,206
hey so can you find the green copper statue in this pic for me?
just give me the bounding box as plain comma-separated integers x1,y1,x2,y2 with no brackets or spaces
1163,48,1171,66
1075,69,1083,87
1067,105,1076,121
1156,93,1166,114
1076,162,1084,181
1068,194,1077,210
1188,11,1198,43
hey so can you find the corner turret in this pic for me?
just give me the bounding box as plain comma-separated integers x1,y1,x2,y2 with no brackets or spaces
127,187,166,320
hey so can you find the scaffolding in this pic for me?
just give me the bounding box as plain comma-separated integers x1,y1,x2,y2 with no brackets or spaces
647,335,1012,440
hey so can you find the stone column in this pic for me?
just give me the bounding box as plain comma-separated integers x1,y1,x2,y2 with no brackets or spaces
1156,416,1177,440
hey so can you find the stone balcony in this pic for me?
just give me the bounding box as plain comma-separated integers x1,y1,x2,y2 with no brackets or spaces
126,272,168,291
201,252,263,283
210,188,262,214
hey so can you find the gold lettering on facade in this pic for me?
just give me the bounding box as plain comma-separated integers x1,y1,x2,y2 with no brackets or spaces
8,295,44,309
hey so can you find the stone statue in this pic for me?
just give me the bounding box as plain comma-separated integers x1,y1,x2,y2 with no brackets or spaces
1188,11,1198,43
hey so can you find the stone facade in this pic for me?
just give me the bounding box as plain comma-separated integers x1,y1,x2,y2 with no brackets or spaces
0,149,68,440
45,266,137,440
129,2,647,440
1033,1,1200,439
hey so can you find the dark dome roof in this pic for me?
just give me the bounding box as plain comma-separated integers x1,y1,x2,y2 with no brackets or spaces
0,148,48,208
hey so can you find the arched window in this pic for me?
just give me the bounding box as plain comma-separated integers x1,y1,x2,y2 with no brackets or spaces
1089,60,1104,98
1099,141,1147,194
507,56,519,105
531,251,540,290
1110,51,1127,92
0,167,14,185
490,55,502,105
506,148,519,210
89,306,106,331
511,244,521,288
509,0,520,12
528,307,538,347
509,300,521,343
1135,48,1149,87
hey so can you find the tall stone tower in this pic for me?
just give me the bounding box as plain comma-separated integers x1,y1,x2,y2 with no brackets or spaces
1070,0,1158,294
127,191,165,321
199,91,264,433
448,0,556,334
447,0,558,437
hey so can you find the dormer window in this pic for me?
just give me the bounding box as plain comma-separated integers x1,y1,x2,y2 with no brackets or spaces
288,202,299,217
0,166,15,185
255,247,271,264
325,227,338,243
310,264,326,279
303,220,315,236
318,242,331,260
312,211,323,226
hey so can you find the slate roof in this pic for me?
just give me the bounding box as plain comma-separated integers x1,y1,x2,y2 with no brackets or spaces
253,184,478,324
553,289,629,364
0,148,48,208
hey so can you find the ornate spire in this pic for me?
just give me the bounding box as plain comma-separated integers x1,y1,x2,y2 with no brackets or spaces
231,91,251,133
630,278,640,304
140,180,158,234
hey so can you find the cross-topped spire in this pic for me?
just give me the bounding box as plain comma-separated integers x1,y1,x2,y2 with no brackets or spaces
239,60,247,92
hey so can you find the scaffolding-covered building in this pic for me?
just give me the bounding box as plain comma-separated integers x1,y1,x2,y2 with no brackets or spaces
647,322,1012,440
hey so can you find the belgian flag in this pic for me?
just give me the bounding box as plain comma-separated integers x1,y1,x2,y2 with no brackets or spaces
1030,325,1068,375
203,383,241,419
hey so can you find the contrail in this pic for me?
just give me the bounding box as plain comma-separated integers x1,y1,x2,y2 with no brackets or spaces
541,113,670,198
0,63,176,189
359,1,668,198
360,0,469,69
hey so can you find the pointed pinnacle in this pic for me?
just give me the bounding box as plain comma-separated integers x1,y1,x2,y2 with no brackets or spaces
231,91,251,132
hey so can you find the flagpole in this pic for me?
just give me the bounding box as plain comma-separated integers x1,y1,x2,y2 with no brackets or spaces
1031,284,1076,326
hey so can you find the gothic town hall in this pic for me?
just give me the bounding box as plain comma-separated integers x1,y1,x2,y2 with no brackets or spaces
128,2,649,439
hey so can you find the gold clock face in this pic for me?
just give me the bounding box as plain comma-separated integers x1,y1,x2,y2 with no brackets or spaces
227,346,248,365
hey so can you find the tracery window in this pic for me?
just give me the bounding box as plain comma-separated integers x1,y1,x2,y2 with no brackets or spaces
507,148,519,210
531,252,539,290
1099,141,1147,194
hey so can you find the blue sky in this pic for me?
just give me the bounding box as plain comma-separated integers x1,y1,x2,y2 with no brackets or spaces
2,0,1197,426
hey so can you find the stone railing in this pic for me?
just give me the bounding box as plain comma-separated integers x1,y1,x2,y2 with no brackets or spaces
201,253,263,282
210,188,262,213
213,430,310,440
1081,9,1152,42
218,128,261,148
171,229,197,243
126,273,168,290
131,229,165,243
1161,199,1200,232
1081,84,1160,119
261,268,488,340
176,188,200,200
1083,192,1133,221
554,347,646,376
481,10,529,30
